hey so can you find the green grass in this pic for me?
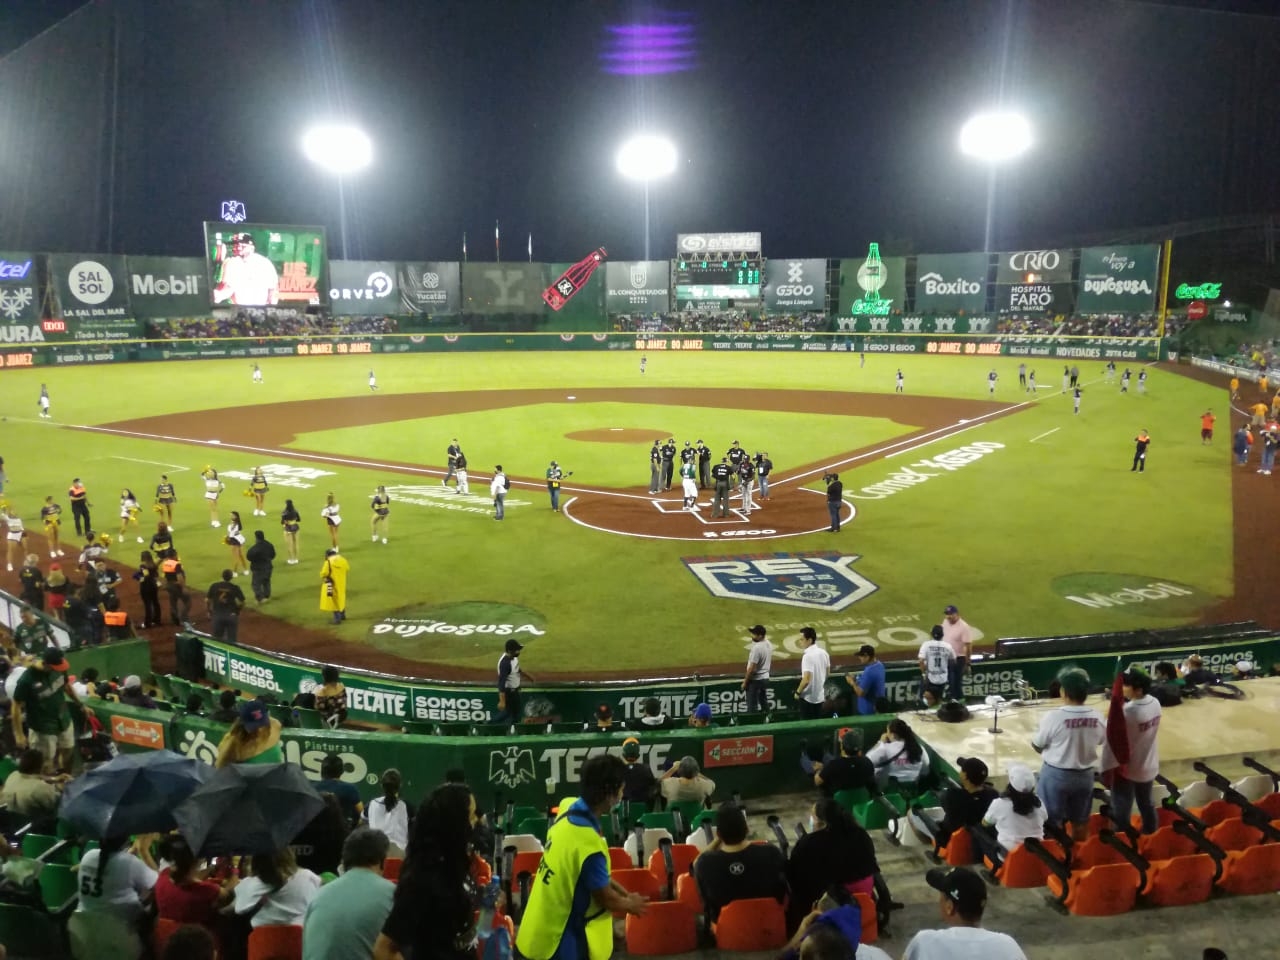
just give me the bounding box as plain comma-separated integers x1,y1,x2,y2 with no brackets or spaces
0,352,1235,676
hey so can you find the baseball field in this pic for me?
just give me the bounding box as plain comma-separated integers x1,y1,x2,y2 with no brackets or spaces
0,347,1268,682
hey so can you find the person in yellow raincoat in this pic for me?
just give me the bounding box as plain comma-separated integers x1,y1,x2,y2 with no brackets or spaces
319,547,349,623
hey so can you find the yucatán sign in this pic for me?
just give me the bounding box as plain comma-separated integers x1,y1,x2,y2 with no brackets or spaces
399,262,461,315
914,253,988,312
605,261,671,313
1076,245,1159,314
762,258,826,313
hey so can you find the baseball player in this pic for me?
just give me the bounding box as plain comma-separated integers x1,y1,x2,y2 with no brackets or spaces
444,439,462,488
454,451,469,495
38,384,51,419
251,363,263,384
368,370,378,392
754,451,773,500
1137,369,1148,394
1120,368,1131,393
987,369,997,395
895,369,905,393
679,459,698,511
1073,385,1082,415
738,456,757,513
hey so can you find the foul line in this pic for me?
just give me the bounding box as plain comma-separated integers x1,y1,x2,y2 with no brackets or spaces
1029,427,1060,444
106,456,191,471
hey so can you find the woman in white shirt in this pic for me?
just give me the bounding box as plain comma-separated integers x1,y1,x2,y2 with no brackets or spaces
367,768,412,857
320,494,342,549
203,467,225,528
118,489,143,544
74,834,159,956
979,764,1047,867
232,847,322,928
225,511,248,577
865,719,929,790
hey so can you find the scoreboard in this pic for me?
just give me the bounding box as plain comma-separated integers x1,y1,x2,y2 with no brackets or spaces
675,257,762,287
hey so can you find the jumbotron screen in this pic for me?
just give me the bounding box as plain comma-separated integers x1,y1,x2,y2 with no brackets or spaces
202,222,328,307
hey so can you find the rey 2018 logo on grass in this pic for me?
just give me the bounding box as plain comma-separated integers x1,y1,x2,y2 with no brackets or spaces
682,552,878,611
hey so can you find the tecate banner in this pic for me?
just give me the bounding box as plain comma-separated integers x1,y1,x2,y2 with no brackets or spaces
398,262,461,315
126,256,209,320
49,253,137,339
605,261,671,313
677,232,762,253
996,249,1074,284
762,259,826,312
914,253,988,312
0,251,38,325
328,260,398,316
1076,245,1159,314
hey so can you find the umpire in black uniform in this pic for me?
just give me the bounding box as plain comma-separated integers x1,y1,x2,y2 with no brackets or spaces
660,438,676,490
711,457,733,518
648,441,662,494
696,440,712,488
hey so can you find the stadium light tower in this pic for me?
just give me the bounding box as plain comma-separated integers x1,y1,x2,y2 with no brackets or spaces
958,111,1033,164
616,134,678,260
301,124,374,259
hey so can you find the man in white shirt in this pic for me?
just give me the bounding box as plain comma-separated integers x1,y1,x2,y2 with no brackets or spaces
1031,668,1106,840
917,625,955,706
903,867,1028,960
213,233,280,305
795,627,830,720
940,604,973,701
1104,668,1163,834
490,466,508,520
742,625,772,713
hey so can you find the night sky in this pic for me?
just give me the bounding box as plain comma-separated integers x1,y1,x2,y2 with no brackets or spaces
0,0,1277,261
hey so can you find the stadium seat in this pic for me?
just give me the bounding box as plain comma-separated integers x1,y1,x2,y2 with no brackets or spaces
151,673,176,700
1188,799,1236,827
986,840,1062,888
1217,843,1280,896
401,721,435,736
1133,806,1180,832
647,843,698,887
294,707,327,730
39,862,79,912
1253,792,1280,819
248,923,304,960
676,871,703,913
24,833,77,864
434,722,471,737
688,823,716,852
833,787,872,815
1046,861,1141,916
505,806,541,832
688,809,717,832
1068,834,1129,871
514,722,549,736
940,828,976,866
1230,774,1274,803
515,817,549,844
501,834,544,855
625,900,698,955
1142,853,1217,907
1205,818,1264,853
473,723,514,737
711,897,788,951
853,891,878,943
639,812,678,834
731,711,769,726
510,850,543,881
547,721,585,734
1173,780,1221,811
154,917,184,957
1137,826,1198,863
383,857,402,882
853,793,907,831
665,800,706,836
609,847,633,871
611,868,662,911
624,828,673,866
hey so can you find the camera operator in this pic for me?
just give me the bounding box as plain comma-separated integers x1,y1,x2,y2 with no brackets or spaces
546,460,572,513
824,472,843,532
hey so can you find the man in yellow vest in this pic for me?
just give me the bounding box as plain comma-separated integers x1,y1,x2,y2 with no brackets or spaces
516,755,649,960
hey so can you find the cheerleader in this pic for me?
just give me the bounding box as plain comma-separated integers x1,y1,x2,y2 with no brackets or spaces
155,473,177,529
118,488,143,544
250,467,270,516
4,506,24,572
225,511,248,576
41,495,64,558
149,522,175,560
370,486,391,544
320,493,342,549
202,467,225,528
281,499,301,565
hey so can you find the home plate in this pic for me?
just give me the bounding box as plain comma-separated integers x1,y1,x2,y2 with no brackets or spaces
957,419,970,424
207,439,222,444
567,396,576,400
610,427,623,431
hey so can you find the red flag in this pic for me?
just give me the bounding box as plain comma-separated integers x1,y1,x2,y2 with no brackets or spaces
1101,671,1130,787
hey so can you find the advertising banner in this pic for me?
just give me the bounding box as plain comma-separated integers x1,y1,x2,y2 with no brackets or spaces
462,262,545,314
48,253,138,340
398,261,461,315
126,256,210,319
996,249,1074,284
0,252,38,328
677,232,761,253
914,253,988,312
1004,282,1074,313
1076,245,1159,313
202,222,328,307
328,260,398,316
837,256,905,315
762,258,826,313
605,261,670,313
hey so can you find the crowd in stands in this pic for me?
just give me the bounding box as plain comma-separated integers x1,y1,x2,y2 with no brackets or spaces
993,312,1187,338
614,311,831,333
144,310,398,341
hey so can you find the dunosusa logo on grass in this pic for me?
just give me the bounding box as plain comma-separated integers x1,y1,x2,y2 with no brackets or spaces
1052,573,1211,617
367,601,547,662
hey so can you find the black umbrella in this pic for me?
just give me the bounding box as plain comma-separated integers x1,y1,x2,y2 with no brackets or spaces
59,749,212,839
173,762,326,856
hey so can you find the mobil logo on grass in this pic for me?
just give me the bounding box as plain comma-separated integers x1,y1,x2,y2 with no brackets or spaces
682,551,878,611
1052,573,1212,617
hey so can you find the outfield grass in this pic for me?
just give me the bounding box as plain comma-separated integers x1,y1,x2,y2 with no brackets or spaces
0,352,1233,676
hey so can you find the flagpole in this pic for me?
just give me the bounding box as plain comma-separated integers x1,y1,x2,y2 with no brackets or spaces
528,233,532,263
495,220,500,263
462,232,467,263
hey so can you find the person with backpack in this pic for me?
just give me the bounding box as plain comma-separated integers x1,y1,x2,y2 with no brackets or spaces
490,466,509,521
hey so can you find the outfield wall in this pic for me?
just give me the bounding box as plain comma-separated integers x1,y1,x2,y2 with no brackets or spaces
0,331,1166,370
177,630,1280,728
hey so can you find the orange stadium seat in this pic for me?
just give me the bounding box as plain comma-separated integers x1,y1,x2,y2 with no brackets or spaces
647,844,698,887
611,867,662,912
608,847,633,870
1142,853,1217,907
940,828,977,866
1217,843,1280,896
625,900,699,955
676,871,703,914
1137,826,1197,863
1047,862,1141,916
1069,835,1129,871
511,850,543,881
712,897,788,951
986,840,1062,888
1189,799,1237,828
853,891,878,944
247,924,303,960
1205,818,1264,853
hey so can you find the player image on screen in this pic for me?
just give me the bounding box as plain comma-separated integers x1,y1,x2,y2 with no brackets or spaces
212,232,280,306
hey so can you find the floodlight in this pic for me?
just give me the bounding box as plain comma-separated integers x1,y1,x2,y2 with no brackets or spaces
958,111,1033,164
616,135,678,182
301,124,373,175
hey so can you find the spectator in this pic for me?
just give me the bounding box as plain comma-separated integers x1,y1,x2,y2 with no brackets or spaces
184,694,206,716
691,800,787,923
11,647,83,774
215,699,283,767
73,833,159,949
780,885,892,960
977,764,1047,867
1181,654,1216,686
638,697,670,729
940,605,974,702
161,924,217,960
795,627,830,720
800,729,876,797
907,756,998,848
1030,667,1105,840
865,719,928,790
593,703,618,730
118,675,158,710
1151,662,1184,706
903,867,1028,960
375,783,484,960
515,755,647,960
154,835,235,929
0,748,62,823
785,798,879,933
70,667,100,699
210,689,240,723
741,624,772,713
291,792,349,876
846,645,885,715
232,847,322,929
315,666,348,728
659,756,715,806
1103,669,1163,835
620,738,657,809
366,768,412,857
317,754,365,827
917,625,956,706
303,828,395,960
688,702,716,728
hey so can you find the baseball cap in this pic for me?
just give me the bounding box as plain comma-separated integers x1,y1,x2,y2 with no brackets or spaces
839,729,863,755
124,675,142,690
956,757,989,785
238,698,270,733
1007,763,1036,793
925,867,987,916
622,737,641,761
42,649,69,672
229,232,253,243
692,703,713,722
595,704,613,722
749,625,767,637
504,639,524,654
944,605,959,615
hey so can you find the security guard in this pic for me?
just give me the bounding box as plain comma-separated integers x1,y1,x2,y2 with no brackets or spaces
160,551,191,625
660,438,676,490
68,478,91,537
155,474,177,529
648,441,662,495
711,457,733,518
696,440,712,488
546,460,567,512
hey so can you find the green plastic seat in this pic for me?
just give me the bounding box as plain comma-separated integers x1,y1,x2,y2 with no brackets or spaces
39,862,79,913
151,673,176,701
731,711,769,726
401,721,434,736
0,903,66,957
834,787,872,814
168,676,193,702
295,707,328,730
514,722,549,736
506,805,541,833
21,834,62,860
638,812,678,834
472,723,513,737
689,809,717,832
434,722,471,737
853,793,908,831
547,721,586,734
515,816,549,844
266,703,295,727
622,801,649,828
666,800,706,836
